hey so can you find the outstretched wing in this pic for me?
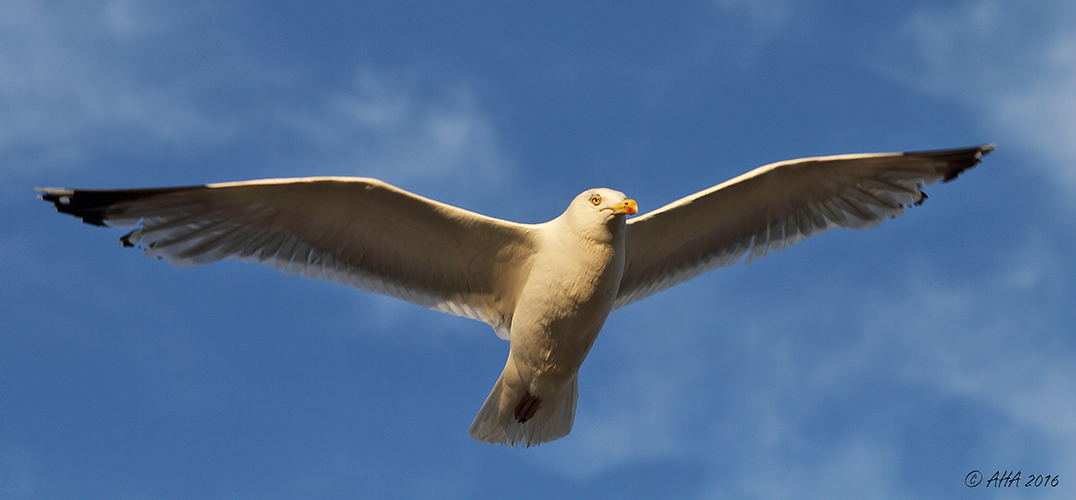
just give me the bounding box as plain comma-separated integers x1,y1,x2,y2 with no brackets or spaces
38,177,537,338
615,144,993,309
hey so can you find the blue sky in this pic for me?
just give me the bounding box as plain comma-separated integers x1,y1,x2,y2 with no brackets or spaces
3,0,1075,498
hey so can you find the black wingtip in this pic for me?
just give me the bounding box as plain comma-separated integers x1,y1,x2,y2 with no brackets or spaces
941,143,995,182
37,187,111,226
900,143,995,184
36,186,180,227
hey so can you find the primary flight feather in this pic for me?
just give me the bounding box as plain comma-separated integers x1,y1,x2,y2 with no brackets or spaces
38,144,993,447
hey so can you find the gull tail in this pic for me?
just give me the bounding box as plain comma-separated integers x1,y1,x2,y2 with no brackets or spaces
467,358,577,447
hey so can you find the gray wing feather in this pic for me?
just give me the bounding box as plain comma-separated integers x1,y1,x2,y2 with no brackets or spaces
615,144,993,309
38,177,536,338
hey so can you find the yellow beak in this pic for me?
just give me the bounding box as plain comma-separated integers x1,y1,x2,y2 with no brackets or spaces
607,199,638,216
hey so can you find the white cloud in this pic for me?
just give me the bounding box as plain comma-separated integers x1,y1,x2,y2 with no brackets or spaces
854,255,1076,478
1,0,517,199
725,438,901,500
681,256,1076,496
0,0,240,171
865,6,1076,476
872,0,1076,189
280,68,516,196
712,0,796,35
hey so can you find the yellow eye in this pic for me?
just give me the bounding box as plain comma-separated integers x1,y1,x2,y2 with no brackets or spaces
589,194,602,206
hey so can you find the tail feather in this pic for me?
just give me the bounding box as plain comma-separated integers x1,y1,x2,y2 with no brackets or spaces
468,361,578,447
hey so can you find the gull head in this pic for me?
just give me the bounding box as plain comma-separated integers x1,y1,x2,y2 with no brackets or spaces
561,188,638,241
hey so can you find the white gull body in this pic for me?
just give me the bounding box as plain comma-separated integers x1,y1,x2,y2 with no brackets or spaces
469,189,633,445
38,144,993,446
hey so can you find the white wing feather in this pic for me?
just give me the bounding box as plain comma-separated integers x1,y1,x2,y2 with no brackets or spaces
38,177,537,339
615,145,993,309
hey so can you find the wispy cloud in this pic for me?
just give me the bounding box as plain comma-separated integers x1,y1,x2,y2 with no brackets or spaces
865,0,1076,469
871,0,1076,189
712,0,797,36
0,0,241,172
279,67,516,197
720,437,901,500
2,0,516,200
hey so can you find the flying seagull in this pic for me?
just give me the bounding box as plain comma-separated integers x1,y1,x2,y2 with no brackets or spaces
38,144,993,447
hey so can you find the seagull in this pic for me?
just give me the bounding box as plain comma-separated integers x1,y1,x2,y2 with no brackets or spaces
38,144,993,447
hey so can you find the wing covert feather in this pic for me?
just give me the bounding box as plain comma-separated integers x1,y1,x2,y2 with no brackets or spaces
615,145,993,309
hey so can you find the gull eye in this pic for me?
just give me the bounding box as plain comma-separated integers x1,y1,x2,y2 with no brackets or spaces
589,194,602,206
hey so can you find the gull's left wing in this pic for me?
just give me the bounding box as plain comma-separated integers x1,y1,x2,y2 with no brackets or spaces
614,144,993,309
